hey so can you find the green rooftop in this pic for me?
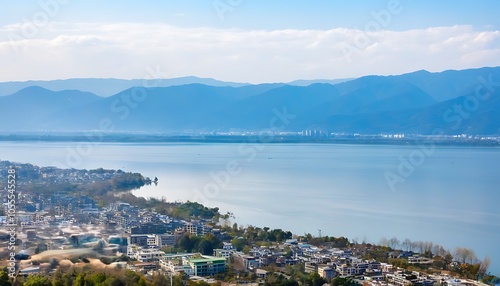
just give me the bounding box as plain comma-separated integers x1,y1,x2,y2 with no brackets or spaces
188,256,226,264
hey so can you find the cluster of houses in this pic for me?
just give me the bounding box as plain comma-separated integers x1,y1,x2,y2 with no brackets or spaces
211,240,488,286
0,187,492,286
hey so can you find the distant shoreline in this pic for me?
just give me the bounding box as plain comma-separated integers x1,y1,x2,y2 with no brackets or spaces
0,133,498,147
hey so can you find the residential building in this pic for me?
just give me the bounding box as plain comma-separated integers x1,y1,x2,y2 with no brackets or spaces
213,249,232,259
155,234,177,247
318,266,336,279
131,248,166,263
187,256,226,277
305,262,318,274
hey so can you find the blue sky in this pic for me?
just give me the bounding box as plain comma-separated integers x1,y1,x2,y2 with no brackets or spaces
1,0,500,82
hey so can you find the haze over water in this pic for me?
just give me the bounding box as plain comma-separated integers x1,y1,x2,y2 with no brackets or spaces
1,141,498,275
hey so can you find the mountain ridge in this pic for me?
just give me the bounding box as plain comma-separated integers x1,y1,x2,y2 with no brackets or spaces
1,67,499,135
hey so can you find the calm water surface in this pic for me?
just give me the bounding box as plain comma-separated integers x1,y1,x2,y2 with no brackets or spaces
1,142,499,275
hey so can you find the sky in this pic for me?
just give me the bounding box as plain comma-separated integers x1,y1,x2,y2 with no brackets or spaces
1,0,500,83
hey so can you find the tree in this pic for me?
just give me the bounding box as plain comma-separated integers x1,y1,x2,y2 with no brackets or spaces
444,252,454,269
454,247,476,264
230,237,246,251
0,271,10,286
379,237,388,247
24,275,52,286
152,274,170,286
478,256,490,278
411,241,419,253
402,238,411,251
51,270,65,286
88,272,107,285
331,277,361,286
242,245,251,254
197,239,213,255
74,273,85,286
178,233,196,252
388,237,400,250
305,272,326,286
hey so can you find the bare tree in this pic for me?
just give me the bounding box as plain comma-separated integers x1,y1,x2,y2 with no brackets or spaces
454,247,476,264
478,256,491,277
402,239,412,252
417,241,424,254
388,237,400,250
455,247,467,263
379,237,388,247
411,241,419,253
422,241,433,257
469,250,478,264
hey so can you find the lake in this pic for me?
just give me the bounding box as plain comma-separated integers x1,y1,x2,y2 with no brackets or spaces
0,141,499,275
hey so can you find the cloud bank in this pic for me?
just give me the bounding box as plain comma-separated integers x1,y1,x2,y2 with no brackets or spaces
1,22,500,82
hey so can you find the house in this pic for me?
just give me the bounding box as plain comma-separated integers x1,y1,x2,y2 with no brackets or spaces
363,269,384,281
256,268,269,279
318,266,336,279
213,248,232,259
233,253,259,270
129,247,166,263
386,271,436,286
160,254,195,276
128,234,156,248
408,256,433,265
332,256,379,277
187,256,226,277
155,234,177,247
304,262,318,274
222,242,234,250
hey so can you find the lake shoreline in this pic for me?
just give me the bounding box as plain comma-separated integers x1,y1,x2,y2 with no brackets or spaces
0,133,499,146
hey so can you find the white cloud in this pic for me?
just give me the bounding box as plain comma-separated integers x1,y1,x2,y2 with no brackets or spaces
1,22,500,82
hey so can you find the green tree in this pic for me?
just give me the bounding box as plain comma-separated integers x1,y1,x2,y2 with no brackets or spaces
24,274,52,286
151,274,170,286
0,271,10,286
242,245,251,254
197,234,222,255
304,272,326,286
230,237,246,251
331,277,361,286
74,273,85,286
88,272,107,285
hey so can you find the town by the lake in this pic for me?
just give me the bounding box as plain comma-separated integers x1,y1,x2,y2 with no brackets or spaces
0,160,497,286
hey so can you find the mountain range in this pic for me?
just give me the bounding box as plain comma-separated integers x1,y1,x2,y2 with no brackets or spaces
0,77,353,97
0,67,499,135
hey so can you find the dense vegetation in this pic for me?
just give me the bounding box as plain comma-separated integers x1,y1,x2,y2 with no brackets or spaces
165,233,223,255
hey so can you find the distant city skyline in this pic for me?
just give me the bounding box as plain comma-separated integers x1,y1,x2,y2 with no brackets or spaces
1,1,500,83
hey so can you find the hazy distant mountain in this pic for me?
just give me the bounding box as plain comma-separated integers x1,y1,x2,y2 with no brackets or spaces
0,76,249,97
286,78,354,86
0,86,101,130
1,67,499,135
397,67,500,102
